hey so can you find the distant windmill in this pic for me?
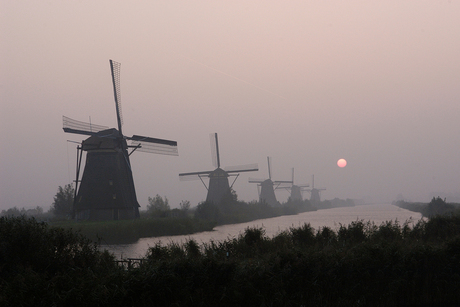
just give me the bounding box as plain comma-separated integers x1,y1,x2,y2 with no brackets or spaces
63,60,178,221
179,133,258,204
306,174,326,204
277,168,309,201
249,157,292,206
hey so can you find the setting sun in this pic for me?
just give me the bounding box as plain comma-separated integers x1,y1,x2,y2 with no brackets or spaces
337,159,347,168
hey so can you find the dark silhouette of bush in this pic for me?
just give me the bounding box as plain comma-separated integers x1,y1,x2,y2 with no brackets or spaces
0,216,119,306
4,213,460,306
422,196,455,217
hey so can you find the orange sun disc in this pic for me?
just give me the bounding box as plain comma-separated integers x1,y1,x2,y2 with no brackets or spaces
337,159,347,168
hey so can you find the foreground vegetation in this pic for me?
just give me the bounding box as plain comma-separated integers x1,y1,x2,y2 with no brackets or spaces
2,213,460,306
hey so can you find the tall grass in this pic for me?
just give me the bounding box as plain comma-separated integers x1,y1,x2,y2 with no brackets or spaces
3,214,460,305
131,216,460,306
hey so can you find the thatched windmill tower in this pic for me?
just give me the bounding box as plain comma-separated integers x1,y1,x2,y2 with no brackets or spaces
63,60,178,220
249,157,292,206
179,133,258,205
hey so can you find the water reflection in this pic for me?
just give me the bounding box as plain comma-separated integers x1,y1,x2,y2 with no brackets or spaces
102,203,422,259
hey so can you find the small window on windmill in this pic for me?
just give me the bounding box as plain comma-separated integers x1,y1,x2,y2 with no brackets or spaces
113,194,116,199
109,180,113,186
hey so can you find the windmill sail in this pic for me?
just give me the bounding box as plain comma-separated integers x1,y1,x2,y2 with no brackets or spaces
110,60,123,134
210,133,220,168
224,163,259,173
128,135,178,155
62,116,109,136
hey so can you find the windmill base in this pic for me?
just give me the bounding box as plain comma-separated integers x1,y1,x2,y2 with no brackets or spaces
75,208,139,221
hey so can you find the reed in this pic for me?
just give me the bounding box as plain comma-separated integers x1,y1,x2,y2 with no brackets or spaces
4,212,460,305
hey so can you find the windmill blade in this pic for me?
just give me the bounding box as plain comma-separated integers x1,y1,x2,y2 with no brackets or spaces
210,133,220,168
273,180,294,184
128,135,178,156
62,116,109,136
248,177,265,183
225,163,258,173
179,170,213,180
275,182,292,189
178,172,211,181
110,59,123,135
267,157,272,180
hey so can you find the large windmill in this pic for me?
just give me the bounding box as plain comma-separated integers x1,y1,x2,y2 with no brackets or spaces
63,60,178,221
277,168,309,201
249,157,292,206
306,174,326,204
179,133,258,205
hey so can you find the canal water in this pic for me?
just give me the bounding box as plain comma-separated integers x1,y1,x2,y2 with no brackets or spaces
103,203,423,259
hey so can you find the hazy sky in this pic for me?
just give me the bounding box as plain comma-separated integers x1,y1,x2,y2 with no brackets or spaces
1,1,459,211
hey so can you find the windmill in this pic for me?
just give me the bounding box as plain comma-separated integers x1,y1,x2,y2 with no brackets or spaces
179,133,258,205
276,168,309,201
249,157,292,206
63,60,178,221
305,174,326,204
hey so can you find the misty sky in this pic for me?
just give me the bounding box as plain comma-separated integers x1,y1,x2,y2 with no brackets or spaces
1,1,459,211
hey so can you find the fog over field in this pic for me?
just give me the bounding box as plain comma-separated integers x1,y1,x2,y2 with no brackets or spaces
1,1,459,211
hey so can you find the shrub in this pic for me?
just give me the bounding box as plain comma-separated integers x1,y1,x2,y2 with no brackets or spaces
0,216,118,306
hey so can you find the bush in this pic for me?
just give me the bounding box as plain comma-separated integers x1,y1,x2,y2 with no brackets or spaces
0,216,118,306
422,196,455,217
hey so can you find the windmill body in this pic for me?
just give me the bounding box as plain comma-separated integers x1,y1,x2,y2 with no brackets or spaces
63,60,178,221
75,129,139,220
290,185,303,201
249,157,292,207
306,175,326,205
206,168,231,204
259,179,279,206
179,133,258,205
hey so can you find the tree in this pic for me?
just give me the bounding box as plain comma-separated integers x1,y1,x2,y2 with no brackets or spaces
179,200,191,212
51,184,74,218
147,195,170,217
423,197,454,217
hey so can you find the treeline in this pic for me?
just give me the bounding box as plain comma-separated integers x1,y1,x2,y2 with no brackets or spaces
393,196,460,218
0,184,74,221
1,184,342,244
52,193,317,243
2,214,460,305
142,189,318,225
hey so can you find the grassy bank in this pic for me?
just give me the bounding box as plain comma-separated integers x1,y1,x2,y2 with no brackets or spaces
2,214,460,305
51,217,216,244
49,198,318,244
